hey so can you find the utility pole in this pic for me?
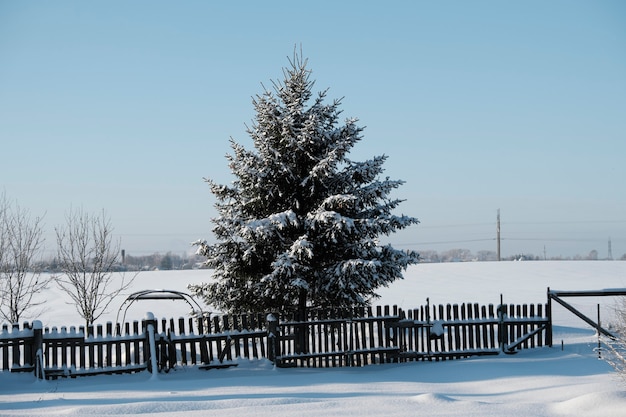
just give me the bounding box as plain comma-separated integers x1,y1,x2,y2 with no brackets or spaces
608,237,613,260
496,209,501,261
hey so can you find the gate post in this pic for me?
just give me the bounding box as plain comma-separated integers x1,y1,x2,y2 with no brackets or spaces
144,312,158,379
266,313,280,366
32,320,44,379
546,287,553,347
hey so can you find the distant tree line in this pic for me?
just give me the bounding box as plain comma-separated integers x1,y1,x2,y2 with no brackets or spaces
39,247,623,272
37,251,206,273
121,251,207,271
418,248,623,262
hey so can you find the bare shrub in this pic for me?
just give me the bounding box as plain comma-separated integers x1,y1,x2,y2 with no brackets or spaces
603,298,626,381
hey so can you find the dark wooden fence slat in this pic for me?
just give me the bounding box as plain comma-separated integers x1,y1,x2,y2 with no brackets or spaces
257,313,266,359
2,324,9,370
452,304,461,354
510,304,517,347
241,315,250,360
537,304,544,347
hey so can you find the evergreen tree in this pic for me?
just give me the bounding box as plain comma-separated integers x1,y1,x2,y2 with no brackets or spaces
160,253,173,270
190,53,419,314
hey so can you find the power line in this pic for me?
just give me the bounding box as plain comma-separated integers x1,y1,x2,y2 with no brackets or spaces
504,220,626,225
394,236,620,246
418,223,493,229
502,237,615,243
394,238,495,246
417,220,626,229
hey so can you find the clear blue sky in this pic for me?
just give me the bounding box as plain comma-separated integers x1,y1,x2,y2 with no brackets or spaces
1,1,625,259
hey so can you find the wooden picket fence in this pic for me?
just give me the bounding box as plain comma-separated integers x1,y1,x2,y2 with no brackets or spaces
0,313,272,378
0,301,550,379
272,302,550,367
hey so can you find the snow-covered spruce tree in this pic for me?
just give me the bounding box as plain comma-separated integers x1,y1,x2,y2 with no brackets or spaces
190,54,419,315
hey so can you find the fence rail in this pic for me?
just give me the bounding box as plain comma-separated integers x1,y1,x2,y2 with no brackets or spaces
1,301,550,379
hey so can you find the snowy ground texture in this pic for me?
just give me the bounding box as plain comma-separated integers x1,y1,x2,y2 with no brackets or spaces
1,260,626,416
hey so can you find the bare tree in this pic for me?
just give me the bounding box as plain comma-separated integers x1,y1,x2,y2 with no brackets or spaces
0,193,49,323
54,208,135,327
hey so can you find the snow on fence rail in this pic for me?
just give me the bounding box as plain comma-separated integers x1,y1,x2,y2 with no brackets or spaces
0,301,550,379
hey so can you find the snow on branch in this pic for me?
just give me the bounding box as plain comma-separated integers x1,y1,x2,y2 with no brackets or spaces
242,210,297,232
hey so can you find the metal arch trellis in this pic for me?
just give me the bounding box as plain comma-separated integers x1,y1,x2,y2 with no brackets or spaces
115,289,206,326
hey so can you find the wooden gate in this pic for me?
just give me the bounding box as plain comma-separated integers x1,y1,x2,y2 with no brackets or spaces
547,288,626,339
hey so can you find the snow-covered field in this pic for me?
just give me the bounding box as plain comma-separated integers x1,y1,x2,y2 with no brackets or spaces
1,261,626,416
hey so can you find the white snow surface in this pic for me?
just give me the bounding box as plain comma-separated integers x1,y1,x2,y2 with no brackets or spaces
2,260,626,416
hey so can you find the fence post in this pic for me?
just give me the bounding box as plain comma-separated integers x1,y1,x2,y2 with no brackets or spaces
425,298,432,357
11,323,20,370
597,304,602,359
32,320,44,379
546,287,553,347
144,312,158,379
498,294,505,353
266,313,279,366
